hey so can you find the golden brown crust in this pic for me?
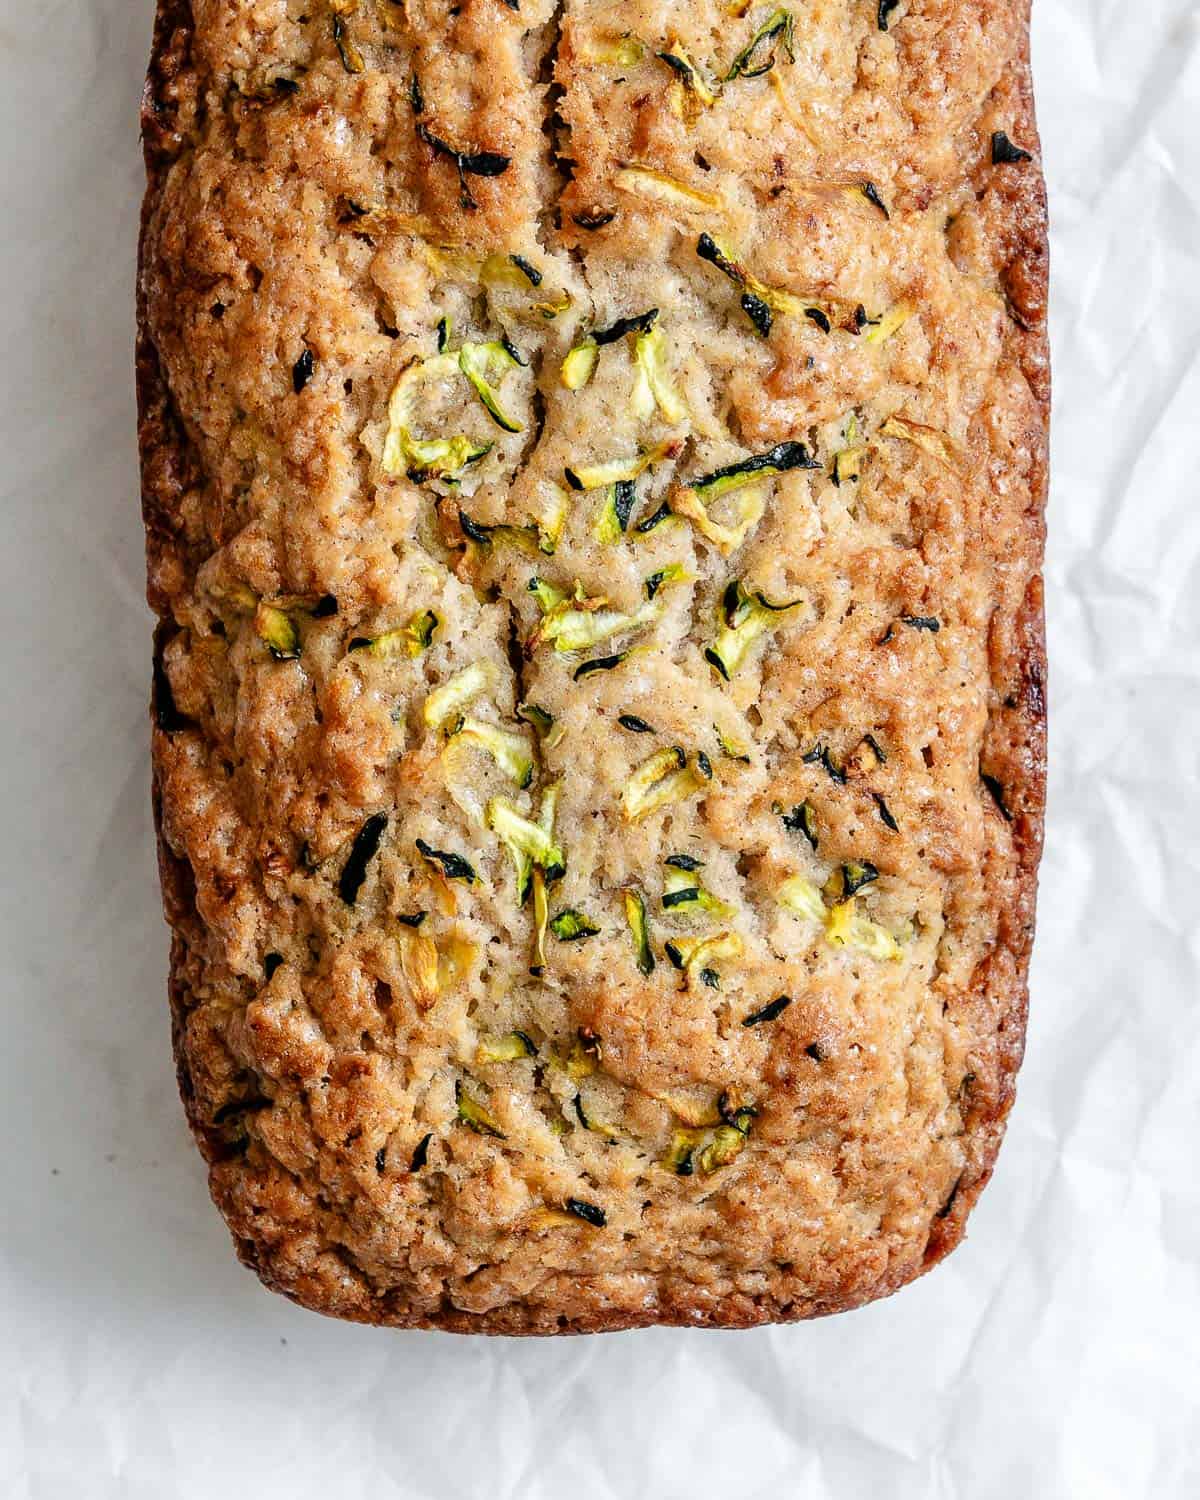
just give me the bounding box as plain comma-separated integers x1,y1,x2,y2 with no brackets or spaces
139,0,1047,1333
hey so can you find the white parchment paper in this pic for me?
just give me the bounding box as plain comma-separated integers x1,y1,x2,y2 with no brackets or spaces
2,2,1199,1495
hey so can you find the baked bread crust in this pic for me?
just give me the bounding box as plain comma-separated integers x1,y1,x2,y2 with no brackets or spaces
139,0,1047,1333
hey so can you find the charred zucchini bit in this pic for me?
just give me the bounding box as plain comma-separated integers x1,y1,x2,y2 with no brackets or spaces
410,1132,432,1171
623,888,655,975
741,292,773,337
456,1079,505,1137
517,702,554,734
873,793,899,831
726,7,795,80
256,604,300,660
832,414,865,487
781,800,819,849
992,130,1033,165
862,303,914,346
436,315,451,353
877,0,901,29
902,614,941,632
692,440,819,503
858,731,887,767
824,861,879,901
382,355,492,482
423,661,494,727
657,42,719,117
397,911,427,928
615,165,722,211
349,608,439,658
375,1145,386,1173
825,898,903,960
561,341,599,390
981,772,1013,821
331,11,365,73
415,121,511,212
622,745,707,821
595,480,637,542
594,309,660,346
632,325,688,423
263,952,284,979
714,725,751,762
509,253,542,286
618,713,656,734
550,909,601,942
312,594,338,617
645,562,689,599
803,741,846,783
338,812,388,905
565,438,679,492
457,341,523,432
699,967,720,989
742,994,791,1027
805,306,832,333
777,874,825,922
881,415,958,467
664,1128,705,1175
565,1198,607,1227
859,181,890,217
573,209,617,230
450,718,534,788
476,1031,537,1065
574,652,629,680
415,838,477,884
292,348,315,393
706,579,806,680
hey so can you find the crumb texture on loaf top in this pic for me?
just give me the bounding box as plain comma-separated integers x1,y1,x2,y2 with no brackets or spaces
140,0,1047,1331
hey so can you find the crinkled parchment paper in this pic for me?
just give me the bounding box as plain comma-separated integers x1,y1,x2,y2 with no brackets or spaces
1,2,1198,1495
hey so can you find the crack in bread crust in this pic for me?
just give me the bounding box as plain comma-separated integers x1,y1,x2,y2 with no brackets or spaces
139,0,1047,1333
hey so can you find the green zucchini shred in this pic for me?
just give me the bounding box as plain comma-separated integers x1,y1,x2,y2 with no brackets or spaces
456,1079,505,1137
725,8,795,81
550,909,601,941
476,1031,537,1065
623,887,655,975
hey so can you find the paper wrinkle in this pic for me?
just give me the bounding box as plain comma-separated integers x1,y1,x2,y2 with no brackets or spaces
3,0,1200,1495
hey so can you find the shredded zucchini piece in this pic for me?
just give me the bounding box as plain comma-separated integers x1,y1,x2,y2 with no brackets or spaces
697,1115,753,1173
255,604,300,660
862,303,913,345
456,1079,505,1137
622,746,708,821
349,608,438,658
582,34,646,66
662,865,733,919
423,662,495,727
565,439,679,492
623,887,655,975
825,897,903,960
879,415,958,467
670,484,764,556
382,354,492,481
663,1127,705,1174
658,41,720,118
476,1031,536,1065
615,165,722,211
777,873,826,923
705,579,806,680
550,909,601,941
594,480,637,543
486,798,566,882
832,413,865,486
725,8,795,81
632,324,688,423
530,588,660,653
458,341,523,433
450,718,534,788
561,340,599,390
665,930,743,978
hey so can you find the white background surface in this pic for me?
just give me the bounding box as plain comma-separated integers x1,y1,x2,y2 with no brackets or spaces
3,1,1199,1495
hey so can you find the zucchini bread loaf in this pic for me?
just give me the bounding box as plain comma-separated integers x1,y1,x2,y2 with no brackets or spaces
139,0,1047,1331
